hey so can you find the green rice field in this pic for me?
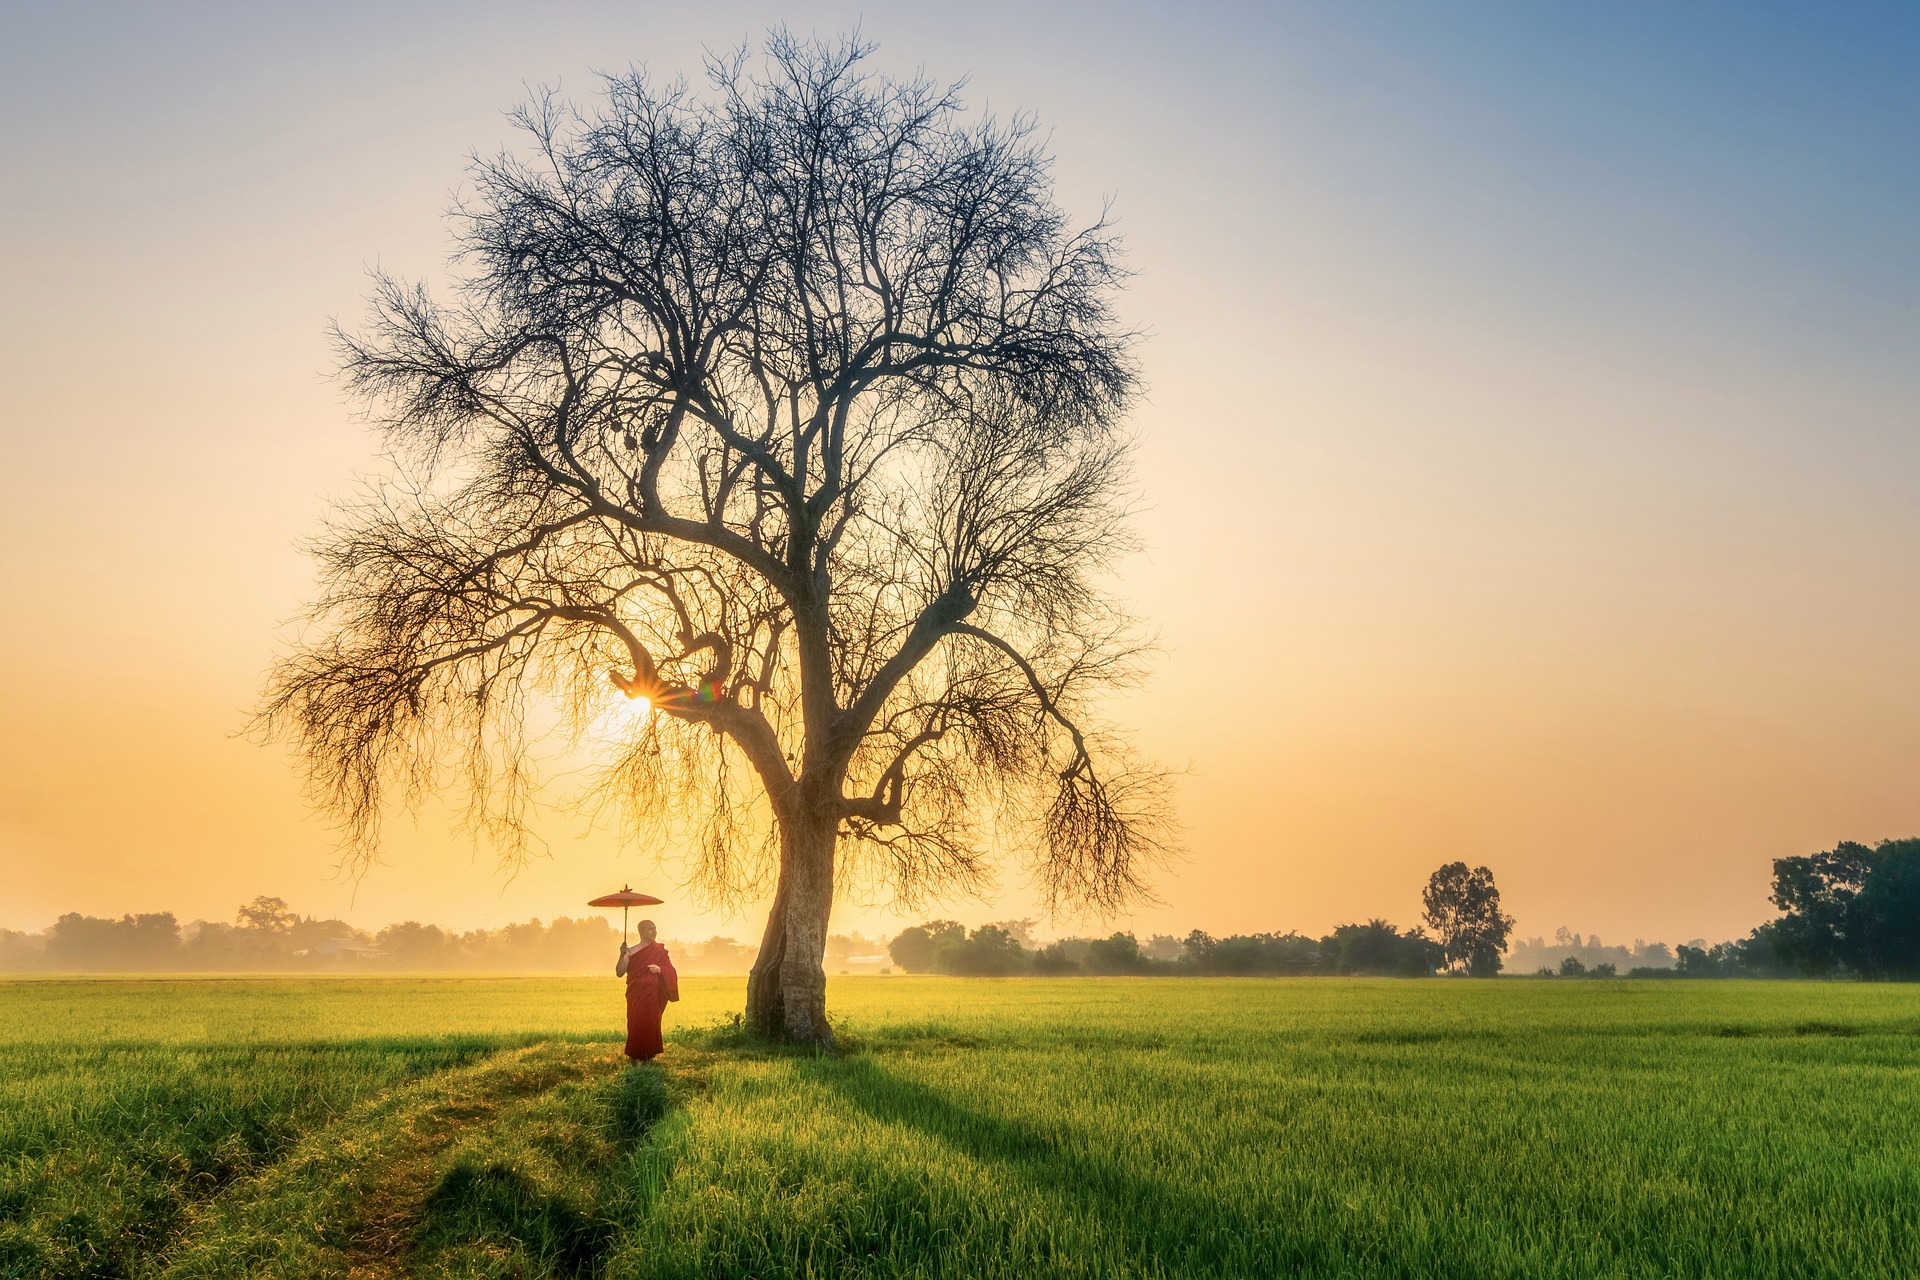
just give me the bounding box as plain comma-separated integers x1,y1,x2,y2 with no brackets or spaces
2,976,1917,1278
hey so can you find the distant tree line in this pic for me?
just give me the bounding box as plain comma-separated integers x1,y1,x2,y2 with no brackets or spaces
1508,933,1679,976
888,860,1514,977
889,919,1448,977
1668,936,1795,978
1535,839,1920,981
0,896,773,974
8,840,1912,979
886,841,1920,981
1511,931,1795,979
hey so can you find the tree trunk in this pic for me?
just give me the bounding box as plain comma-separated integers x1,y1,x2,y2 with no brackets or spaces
744,804,837,1046
744,877,790,1034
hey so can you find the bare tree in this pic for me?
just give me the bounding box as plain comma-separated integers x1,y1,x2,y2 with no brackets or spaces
261,32,1169,1044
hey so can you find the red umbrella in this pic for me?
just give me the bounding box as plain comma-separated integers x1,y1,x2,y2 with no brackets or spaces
587,885,664,945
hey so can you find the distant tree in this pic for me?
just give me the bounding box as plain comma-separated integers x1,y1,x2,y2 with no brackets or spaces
44,913,182,971
1421,863,1515,976
1559,955,1587,977
286,914,369,957
375,921,453,968
1768,841,1873,975
0,929,42,972
1081,932,1157,975
1143,933,1185,963
889,921,966,974
529,916,619,970
259,32,1167,1046
1769,838,1920,978
936,924,1031,976
1711,941,1746,975
1637,941,1675,968
1850,842,1920,978
1590,962,1617,978
1032,941,1082,975
181,921,231,967
690,936,759,972
1183,929,1218,968
1320,920,1441,976
1183,930,1319,976
1673,944,1715,977
1729,926,1797,977
182,919,284,969
406,915,623,970
992,920,1042,950
1510,933,1678,974
1669,931,1792,979
235,896,297,934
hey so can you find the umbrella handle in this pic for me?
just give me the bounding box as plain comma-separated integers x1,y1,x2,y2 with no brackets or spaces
623,904,630,946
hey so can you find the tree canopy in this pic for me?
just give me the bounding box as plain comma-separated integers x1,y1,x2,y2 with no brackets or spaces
1421,862,1514,977
1769,838,1920,979
261,32,1167,1042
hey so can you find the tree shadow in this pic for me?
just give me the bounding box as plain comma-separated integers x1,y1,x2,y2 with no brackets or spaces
803,1054,1325,1277
414,1059,683,1279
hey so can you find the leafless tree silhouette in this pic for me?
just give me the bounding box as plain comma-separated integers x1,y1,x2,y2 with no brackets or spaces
261,32,1169,1043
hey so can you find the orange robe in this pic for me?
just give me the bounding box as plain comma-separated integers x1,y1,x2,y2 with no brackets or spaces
623,941,679,1060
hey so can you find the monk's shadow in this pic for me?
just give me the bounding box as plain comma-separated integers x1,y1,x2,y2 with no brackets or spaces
800,1054,1311,1276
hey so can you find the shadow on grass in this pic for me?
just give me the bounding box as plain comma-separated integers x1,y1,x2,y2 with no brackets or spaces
416,1063,678,1278
674,1014,990,1060
804,1053,1315,1277
0,1039,507,1280
424,1159,612,1276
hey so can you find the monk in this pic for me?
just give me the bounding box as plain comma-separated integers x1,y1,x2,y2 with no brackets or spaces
614,919,679,1062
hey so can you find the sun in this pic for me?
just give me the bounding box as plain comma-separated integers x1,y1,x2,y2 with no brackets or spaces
623,693,653,722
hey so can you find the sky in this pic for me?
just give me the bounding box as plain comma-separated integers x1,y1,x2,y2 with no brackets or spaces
2,1,1917,949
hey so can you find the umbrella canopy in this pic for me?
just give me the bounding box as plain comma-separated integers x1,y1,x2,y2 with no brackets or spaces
588,886,664,945
587,888,665,908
